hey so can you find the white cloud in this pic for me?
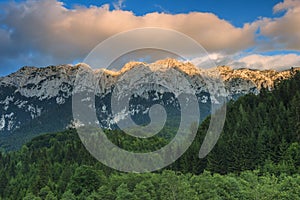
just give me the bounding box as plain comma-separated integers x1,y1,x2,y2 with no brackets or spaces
0,0,257,69
193,53,300,71
113,0,126,10
0,0,299,73
189,53,230,69
260,0,300,50
273,0,300,13
228,54,300,70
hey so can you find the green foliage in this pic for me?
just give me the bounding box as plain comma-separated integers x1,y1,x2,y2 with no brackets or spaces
67,165,106,195
206,72,300,174
61,190,76,200
0,72,300,199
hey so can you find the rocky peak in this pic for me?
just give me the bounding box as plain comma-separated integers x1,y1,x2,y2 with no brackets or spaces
154,58,183,67
0,59,299,101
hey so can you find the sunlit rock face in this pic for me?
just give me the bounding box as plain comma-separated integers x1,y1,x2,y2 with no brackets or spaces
0,58,298,150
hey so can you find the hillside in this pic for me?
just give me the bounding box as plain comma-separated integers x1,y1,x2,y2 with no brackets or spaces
0,71,299,199
0,59,298,150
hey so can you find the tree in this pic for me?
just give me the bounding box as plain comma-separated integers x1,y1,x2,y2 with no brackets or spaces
0,172,8,197
116,183,134,200
133,181,152,200
38,186,52,199
67,165,105,195
96,185,115,200
23,193,42,200
61,190,76,200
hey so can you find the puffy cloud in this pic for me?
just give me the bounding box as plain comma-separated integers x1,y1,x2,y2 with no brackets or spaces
193,53,300,71
0,0,257,70
189,53,231,69
260,0,300,50
273,0,300,13
228,54,300,70
0,0,300,75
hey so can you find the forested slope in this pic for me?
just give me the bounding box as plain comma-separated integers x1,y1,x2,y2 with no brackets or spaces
0,72,299,199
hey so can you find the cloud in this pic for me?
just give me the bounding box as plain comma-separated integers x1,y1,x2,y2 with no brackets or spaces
0,0,300,75
154,4,170,14
259,0,300,50
113,0,125,10
228,54,300,70
273,0,300,13
0,0,257,71
192,52,300,71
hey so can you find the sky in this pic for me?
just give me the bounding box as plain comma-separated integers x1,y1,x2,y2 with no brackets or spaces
0,0,300,76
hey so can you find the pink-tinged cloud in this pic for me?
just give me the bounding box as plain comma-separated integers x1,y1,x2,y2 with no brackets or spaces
0,0,257,64
194,53,300,71
230,54,300,70
0,0,299,72
273,0,300,13
260,0,300,50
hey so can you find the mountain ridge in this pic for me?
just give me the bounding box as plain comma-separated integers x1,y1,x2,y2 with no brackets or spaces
2,58,298,84
1,58,298,101
0,58,299,150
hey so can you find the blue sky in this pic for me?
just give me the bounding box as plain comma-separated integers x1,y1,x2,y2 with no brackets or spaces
0,0,300,76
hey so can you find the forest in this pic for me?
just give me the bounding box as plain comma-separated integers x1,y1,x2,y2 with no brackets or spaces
0,72,299,199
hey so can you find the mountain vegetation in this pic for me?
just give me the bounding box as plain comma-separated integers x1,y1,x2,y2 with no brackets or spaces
1,60,298,151
0,72,299,199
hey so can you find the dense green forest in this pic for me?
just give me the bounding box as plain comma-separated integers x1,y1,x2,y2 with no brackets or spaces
0,72,299,199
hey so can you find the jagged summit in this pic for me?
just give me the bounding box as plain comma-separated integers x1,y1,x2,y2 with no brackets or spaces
154,58,186,67
74,63,92,70
7,58,298,83
216,65,233,71
1,58,299,95
0,58,299,141
96,58,199,75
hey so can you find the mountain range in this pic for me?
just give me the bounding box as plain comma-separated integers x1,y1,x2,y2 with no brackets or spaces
0,58,298,150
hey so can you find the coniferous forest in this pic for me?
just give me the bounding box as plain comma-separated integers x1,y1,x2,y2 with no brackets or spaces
0,73,300,199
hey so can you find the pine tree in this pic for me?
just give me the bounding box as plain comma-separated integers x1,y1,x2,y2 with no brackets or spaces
116,183,134,200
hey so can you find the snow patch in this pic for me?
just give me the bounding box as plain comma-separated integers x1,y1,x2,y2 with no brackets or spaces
0,115,5,130
56,96,65,104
